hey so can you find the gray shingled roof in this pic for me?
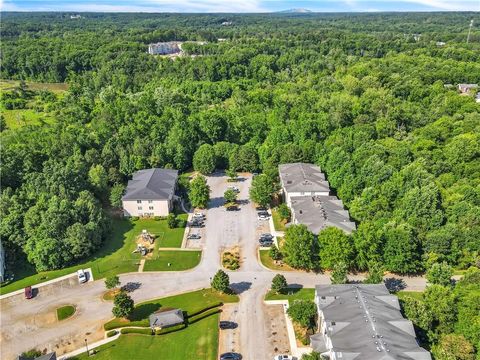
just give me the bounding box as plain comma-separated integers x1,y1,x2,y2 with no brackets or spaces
17,352,56,360
312,284,431,360
149,308,184,328
122,168,178,201
290,196,356,234
279,163,330,193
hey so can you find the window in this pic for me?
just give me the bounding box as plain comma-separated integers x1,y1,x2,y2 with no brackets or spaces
137,200,142,204
149,206,154,210
148,200,153,204
138,206,142,210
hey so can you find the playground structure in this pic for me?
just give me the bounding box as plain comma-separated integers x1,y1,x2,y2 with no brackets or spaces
132,230,156,257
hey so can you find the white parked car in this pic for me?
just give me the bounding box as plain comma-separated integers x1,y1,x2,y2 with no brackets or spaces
193,212,205,219
274,356,297,360
77,269,87,283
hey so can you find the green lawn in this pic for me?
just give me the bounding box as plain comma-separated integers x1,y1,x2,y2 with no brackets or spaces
56,305,76,321
0,79,68,94
0,217,186,295
271,208,286,232
150,214,187,248
104,288,238,330
144,250,201,271
259,250,294,271
73,314,219,360
265,288,315,303
2,108,53,129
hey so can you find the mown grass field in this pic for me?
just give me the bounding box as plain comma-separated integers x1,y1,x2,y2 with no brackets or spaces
104,288,239,329
0,218,186,295
0,79,68,93
259,249,294,271
56,305,76,321
271,208,287,232
265,287,315,303
73,314,220,360
143,250,201,271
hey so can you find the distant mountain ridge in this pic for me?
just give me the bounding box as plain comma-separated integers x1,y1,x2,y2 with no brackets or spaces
277,8,313,13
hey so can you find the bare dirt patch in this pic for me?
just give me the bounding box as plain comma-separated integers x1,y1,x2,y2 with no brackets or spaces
264,304,292,358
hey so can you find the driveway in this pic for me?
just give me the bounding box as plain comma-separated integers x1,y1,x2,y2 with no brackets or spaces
0,172,433,360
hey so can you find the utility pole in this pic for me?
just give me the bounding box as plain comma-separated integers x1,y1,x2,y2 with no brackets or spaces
85,338,90,357
467,19,474,44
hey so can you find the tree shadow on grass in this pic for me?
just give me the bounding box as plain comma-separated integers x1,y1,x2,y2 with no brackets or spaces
128,302,161,321
279,285,304,295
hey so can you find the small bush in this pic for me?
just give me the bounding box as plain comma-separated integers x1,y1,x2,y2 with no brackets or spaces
177,219,187,228
120,327,152,335
155,323,186,335
131,216,140,221
188,308,221,324
154,216,162,221
106,330,118,337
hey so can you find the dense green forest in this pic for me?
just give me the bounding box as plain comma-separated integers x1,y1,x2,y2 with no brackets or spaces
1,12,479,356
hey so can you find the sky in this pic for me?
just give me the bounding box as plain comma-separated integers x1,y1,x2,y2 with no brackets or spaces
1,0,479,13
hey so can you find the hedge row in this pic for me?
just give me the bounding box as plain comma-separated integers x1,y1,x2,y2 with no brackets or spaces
187,302,223,318
188,308,221,324
155,323,187,335
104,319,149,330
106,330,118,338
120,328,153,335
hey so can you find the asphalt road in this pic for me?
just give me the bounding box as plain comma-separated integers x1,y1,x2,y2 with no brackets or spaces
0,173,433,360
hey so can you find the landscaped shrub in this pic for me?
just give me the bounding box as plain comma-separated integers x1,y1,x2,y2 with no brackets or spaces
106,330,118,337
154,323,186,335
120,327,152,335
131,216,140,221
188,308,221,324
187,302,222,317
176,218,187,228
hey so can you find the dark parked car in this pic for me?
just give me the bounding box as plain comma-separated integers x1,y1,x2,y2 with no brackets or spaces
220,353,242,360
191,221,204,227
259,240,273,247
260,233,273,240
226,205,239,211
24,286,33,299
219,321,237,329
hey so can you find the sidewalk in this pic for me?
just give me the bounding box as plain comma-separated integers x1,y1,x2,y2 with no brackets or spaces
58,332,120,359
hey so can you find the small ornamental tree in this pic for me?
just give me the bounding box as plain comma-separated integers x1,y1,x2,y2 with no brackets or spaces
211,269,230,293
426,262,453,287
277,203,291,222
167,213,177,229
224,188,237,204
269,244,282,261
105,275,121,290
287,300,317,329
330,262,348,284
301,352,322,360
189,175,210,209
112,292,134,318
271,274,288,294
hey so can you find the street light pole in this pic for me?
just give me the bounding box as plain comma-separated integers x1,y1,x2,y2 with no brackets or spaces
85,338,90,357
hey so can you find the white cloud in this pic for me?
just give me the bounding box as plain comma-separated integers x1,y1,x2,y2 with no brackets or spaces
1,0,265,12
402,0,480,11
